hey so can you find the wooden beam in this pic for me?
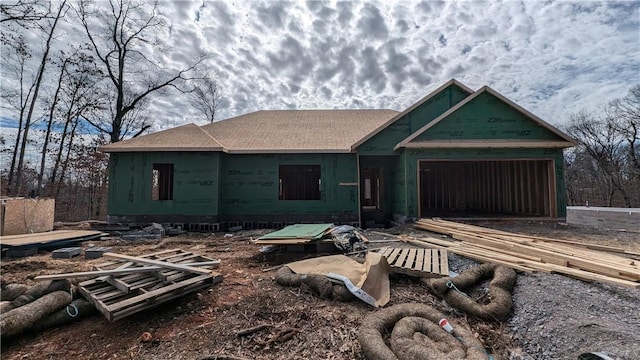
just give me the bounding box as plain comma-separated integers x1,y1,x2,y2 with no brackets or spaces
36,260,220,280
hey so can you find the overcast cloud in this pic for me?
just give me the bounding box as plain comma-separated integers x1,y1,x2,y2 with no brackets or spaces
2,0,639,133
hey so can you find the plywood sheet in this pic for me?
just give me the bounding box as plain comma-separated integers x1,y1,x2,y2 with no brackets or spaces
0,230,104,247
1,198,55,235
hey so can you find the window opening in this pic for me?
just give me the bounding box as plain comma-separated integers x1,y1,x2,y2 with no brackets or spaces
152,163,174,200
279,165,321,200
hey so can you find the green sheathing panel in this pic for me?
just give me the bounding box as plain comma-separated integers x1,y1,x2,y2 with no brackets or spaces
357,84,470,155
402,148,567,218
107,152,220,216
414,91,565,141
391,152,407,218
258,223,333,240
220,153,358,217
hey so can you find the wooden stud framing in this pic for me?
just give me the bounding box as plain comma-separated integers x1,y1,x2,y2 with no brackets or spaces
417,159,557,218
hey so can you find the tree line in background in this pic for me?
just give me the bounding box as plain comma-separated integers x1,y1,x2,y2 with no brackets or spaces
564,85,640,207
0,0,221,221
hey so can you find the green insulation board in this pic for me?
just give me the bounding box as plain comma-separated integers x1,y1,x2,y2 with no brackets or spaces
107,152,220,216
220,153,358,216
356,83,470,155
258,223,334,240
412,91,565,142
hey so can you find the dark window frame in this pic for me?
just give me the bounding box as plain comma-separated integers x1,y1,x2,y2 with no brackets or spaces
278,165,321,200
152,163,174,201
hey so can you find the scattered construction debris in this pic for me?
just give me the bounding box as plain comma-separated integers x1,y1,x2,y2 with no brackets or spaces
275,252,390,307
255,223,334,245
255,223,370,254
408,218,640,288
375,247,449,278
120,223,165,240
34,249,223,321
85,246,113,259
51,247,81,259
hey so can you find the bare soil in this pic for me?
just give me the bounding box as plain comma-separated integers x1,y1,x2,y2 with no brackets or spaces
1,221,639,360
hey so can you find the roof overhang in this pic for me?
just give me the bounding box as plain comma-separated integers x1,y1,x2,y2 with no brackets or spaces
99,146,224,153
400,140,575,149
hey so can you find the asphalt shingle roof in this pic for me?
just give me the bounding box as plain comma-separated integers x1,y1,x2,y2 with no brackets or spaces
100,109,399,153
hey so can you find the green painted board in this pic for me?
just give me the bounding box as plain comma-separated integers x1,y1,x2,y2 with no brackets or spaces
258,223,334,240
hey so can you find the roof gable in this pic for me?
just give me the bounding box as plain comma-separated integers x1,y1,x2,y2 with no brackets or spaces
395,86,576,150
99,123,224,152
351,79,474,153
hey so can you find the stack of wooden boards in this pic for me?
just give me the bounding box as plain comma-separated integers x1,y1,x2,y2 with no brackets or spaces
36,249,222,321
404,218,640,288
255,224,335,245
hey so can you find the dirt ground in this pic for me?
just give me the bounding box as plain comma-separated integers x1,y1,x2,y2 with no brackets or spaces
1,221,639,360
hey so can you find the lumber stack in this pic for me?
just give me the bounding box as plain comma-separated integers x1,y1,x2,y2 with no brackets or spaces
406,218,640,289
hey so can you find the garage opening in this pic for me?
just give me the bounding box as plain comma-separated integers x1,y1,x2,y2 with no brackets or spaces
419,159,556,217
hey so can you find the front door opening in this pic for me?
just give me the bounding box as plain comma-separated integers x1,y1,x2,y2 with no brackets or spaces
362,168,381,210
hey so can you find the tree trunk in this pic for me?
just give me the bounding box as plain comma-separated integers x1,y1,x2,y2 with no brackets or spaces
37,58,67,195
55,119,79,198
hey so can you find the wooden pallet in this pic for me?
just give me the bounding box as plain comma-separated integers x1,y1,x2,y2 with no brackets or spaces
376,247,449,278
77,249,222,321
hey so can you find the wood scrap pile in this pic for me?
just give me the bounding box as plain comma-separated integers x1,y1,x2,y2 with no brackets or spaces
35,249,223,321
404,218,640,288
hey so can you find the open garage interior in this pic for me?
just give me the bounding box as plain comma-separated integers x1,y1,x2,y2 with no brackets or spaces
418,159,556,218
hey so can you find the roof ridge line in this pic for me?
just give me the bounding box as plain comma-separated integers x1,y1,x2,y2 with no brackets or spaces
196,123,227,152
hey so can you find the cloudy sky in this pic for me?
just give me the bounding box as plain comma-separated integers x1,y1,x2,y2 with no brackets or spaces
2,0,640,133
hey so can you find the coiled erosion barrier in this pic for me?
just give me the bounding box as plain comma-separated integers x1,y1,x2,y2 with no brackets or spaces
275,266,355,302
358,303,489,360
427,264,517,321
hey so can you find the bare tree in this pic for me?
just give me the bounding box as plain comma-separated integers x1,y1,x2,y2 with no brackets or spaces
0,0,51,25
77,0,205,143
49,51,104,193
190,73,222,123
0,33,35,191
12,0,67,195
608,85,640,177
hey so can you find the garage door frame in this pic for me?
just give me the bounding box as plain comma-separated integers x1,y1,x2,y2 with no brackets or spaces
416,158,558,218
